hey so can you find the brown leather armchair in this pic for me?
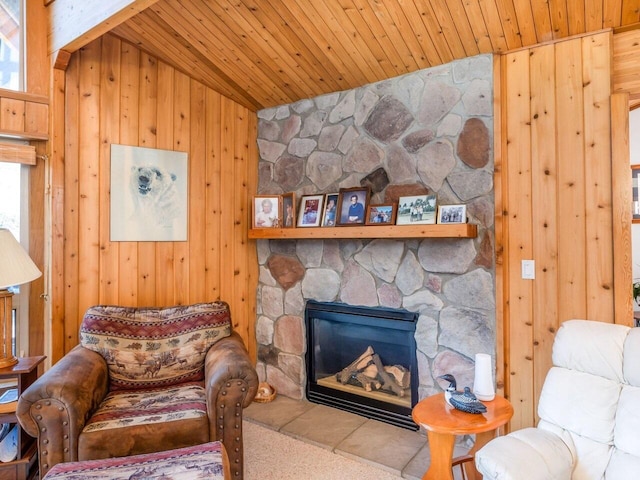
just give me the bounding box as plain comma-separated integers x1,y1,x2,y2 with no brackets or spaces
17,302,258,479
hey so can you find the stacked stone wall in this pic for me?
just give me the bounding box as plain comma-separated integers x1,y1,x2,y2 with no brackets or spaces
256,54,495,400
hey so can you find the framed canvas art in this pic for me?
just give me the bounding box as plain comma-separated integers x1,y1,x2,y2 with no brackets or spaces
110,144,188,241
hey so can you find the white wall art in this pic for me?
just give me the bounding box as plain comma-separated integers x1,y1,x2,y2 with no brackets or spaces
110,144,188,241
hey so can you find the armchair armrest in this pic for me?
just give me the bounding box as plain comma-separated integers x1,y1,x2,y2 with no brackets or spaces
205,331,258,480
475,427,575,480
16,345,109,473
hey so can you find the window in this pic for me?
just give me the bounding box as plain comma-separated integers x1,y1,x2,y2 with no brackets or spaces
0,161,28,355
0,0,23,91
0,162,19,236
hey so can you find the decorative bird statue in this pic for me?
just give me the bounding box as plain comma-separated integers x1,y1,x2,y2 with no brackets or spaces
438,374,487,414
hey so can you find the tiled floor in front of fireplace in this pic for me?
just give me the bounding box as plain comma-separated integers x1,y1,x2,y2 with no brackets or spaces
244,396,472,480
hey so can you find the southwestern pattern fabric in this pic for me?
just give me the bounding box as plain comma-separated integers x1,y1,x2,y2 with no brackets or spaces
80,302,231,390
42,441,226,479
83,383,206,433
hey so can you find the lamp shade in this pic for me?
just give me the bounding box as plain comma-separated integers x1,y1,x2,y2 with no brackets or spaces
0,228,41,289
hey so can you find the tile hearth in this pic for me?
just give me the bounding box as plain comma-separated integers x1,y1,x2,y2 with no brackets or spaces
244,396,472,479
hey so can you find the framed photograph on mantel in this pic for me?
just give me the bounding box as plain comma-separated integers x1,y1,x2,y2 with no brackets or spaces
281,192,296,228
437,204,467,224
253,195,281,228
365,204,397,225
396,194,436,225
297,194,324,227
321,193,339,227
336,187,370,226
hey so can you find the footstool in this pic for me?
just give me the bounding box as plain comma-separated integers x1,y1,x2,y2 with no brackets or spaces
42,442,230,479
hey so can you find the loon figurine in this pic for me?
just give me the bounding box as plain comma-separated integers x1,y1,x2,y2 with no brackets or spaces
438,374,487,414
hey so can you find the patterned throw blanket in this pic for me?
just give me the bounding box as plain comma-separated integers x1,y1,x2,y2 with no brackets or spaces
43,442,227,479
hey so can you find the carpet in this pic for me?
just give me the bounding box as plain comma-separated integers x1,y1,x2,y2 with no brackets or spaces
243,420,404,480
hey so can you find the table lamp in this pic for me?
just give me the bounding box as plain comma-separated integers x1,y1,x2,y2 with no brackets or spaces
0,228,41,368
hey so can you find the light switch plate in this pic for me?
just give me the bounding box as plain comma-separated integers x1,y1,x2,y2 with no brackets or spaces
522,260,535,280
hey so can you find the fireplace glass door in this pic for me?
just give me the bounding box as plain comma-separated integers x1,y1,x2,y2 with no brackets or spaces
305,300,418,430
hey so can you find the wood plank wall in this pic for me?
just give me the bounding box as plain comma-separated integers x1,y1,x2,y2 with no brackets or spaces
613,29,640,109
39,25,640,429
53,34,258,362
498,31,626,430
0,89,48,140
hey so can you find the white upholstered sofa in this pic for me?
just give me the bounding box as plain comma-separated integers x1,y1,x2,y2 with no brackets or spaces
476,319,640,479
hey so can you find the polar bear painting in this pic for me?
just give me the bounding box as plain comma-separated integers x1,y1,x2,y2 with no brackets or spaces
111,145,188,241
130,165,181,227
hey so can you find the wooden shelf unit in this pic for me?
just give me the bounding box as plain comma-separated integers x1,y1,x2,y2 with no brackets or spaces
248,223,477,240
0,356,46,480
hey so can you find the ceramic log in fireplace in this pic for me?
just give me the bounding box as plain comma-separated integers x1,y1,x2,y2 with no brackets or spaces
305,300,419,430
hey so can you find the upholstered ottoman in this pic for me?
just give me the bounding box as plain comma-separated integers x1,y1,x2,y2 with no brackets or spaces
42,442,230,479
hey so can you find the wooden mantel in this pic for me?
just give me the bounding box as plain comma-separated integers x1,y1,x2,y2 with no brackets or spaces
248,223,478,240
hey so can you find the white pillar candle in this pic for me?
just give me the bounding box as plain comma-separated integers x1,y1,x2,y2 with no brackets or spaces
473,353,495,401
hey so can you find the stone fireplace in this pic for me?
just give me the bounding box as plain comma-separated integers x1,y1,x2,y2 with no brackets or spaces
255,54,496,409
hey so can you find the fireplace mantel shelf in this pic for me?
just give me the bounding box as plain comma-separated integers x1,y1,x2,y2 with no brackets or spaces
248,223,477,239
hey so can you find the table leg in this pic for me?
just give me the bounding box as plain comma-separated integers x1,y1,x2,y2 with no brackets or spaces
423,430,455,480
461,430,498,480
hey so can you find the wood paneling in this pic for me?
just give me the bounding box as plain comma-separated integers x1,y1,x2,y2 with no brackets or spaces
499,31,623,430
101,0,640,110
0,144,36,165
611,93,633,323
0,90,48,140
613,29,640,109
28,0,640,430
53,35,257,361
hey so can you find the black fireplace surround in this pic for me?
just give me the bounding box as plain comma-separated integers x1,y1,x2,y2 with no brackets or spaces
305,300,419,430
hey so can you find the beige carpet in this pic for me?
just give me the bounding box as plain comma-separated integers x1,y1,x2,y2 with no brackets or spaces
243,420,404,480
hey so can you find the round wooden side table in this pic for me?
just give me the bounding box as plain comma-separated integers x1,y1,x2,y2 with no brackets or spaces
412,393,513,480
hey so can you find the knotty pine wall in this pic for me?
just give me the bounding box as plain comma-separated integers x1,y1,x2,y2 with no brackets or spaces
45,28,637,432
498,31,631,430
53,34,258,362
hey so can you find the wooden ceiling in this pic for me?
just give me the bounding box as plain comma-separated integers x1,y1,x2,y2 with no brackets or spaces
109,0,640,111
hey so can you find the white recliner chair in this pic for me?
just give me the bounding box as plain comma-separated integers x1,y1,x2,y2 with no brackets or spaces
476,319,640,479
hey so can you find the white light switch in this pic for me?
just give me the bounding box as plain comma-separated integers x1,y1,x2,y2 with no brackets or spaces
522,260,535,280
